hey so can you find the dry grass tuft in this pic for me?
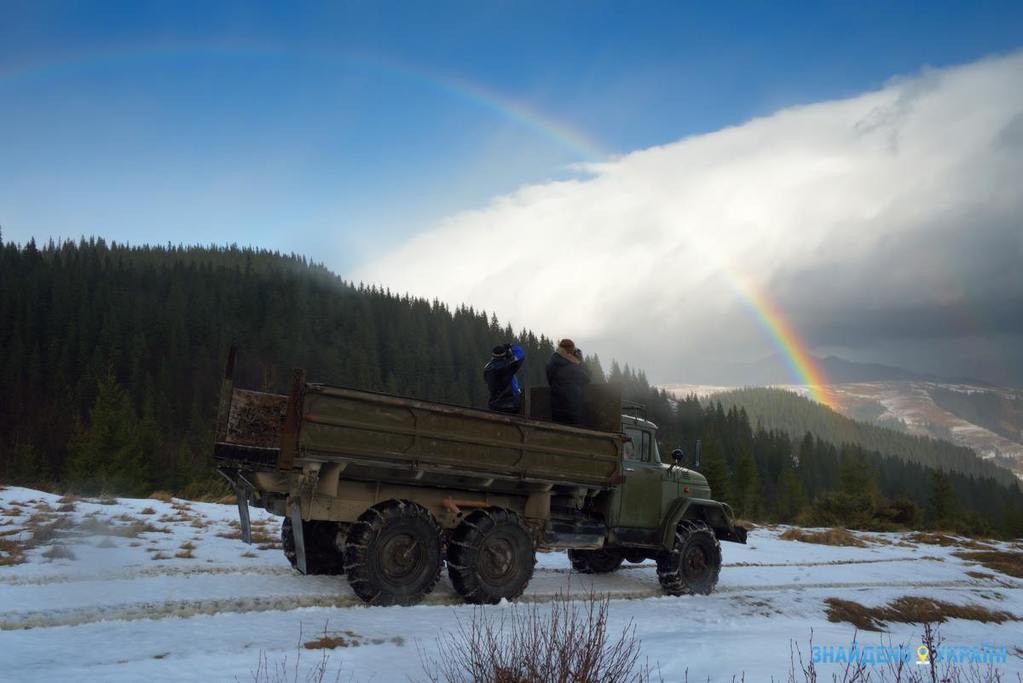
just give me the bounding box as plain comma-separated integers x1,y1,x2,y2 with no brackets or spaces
174,548,195,559
42,544,76,561
953,549,1023,579
149,491,174,503
779,527,866,547
58,494,78,504
140,507,156,515
190,518,208,529
0,538,27,566
216,494,237,505
151,552,170,560
825,596,1018,632
304,633,359,650
95,495,118,506
179,541,196,551
57,503,76,513
241,551,257,558
965,570,994,580
906,532,995,550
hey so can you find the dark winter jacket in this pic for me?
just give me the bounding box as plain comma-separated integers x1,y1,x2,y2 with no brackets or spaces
546,349,591,425
484,344,525,413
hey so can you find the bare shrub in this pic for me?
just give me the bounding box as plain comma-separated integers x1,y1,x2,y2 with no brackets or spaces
420,594,650,682
245,624,344,683
780,528,867,547
42,544,76,561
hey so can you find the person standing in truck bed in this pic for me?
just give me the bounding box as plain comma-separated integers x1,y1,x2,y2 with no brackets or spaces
546,338,591,425
484,343,526,413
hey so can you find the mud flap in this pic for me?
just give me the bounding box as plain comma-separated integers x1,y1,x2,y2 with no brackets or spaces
717,525,748,544
288,499,308,574
235,485,252,545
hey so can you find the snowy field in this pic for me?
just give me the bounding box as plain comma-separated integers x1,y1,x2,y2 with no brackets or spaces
1,485,1021,682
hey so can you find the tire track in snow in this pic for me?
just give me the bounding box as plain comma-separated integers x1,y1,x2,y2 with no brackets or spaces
1,578,1005,631
1,554,937,586
0,563,296,586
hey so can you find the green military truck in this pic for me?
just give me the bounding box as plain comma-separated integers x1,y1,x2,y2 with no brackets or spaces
213,351,746,607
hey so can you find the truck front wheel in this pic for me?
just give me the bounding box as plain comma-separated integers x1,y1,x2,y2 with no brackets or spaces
656,520,721,596
568,548,625,573
343,500,443,606
447,507,535,604
281,518,344,575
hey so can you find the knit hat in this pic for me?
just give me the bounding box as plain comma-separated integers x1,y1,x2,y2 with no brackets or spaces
492,344,509,358
558,339,576,353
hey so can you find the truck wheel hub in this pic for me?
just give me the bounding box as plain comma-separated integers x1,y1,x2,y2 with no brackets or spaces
479,536,514,580
380,533,420,579
682,546,707,578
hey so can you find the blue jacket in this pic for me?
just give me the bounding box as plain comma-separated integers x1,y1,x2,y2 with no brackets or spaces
484,344,525,413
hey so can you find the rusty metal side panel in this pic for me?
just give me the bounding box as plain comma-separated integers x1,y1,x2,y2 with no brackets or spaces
278,369,306,471
297,385,622,488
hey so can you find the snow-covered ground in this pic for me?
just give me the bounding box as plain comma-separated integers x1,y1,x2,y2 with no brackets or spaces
1,486,1021,681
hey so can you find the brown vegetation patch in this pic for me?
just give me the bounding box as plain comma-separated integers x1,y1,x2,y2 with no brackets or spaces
27,515,74,544
95,495,118,506
965,570,994,580
304,633,360,650
149,491,174,503
56,503,76,513
151,552,170,560
174,548,195,559
825,596,1018,632
179,541,196,551
906,532,995,550
953,550,1023,579
241,551,257,558
0,538,26,566
189,518,208,529
779,528,866,547
140,507,156,515
58,494,78,505
77,517,171,538
216,495,237,505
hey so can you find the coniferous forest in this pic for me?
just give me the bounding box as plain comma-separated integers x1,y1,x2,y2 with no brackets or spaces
2,238,1021,536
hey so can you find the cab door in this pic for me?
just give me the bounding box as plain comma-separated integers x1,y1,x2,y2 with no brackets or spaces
615,427,665,528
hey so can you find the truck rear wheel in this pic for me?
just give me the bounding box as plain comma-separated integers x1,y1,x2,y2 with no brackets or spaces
567,548,625,574
656,520,721,596
447,507,535,604
282,517,344,575
344,500,443,606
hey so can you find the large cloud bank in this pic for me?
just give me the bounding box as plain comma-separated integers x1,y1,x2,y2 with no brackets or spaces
356,53,1023,384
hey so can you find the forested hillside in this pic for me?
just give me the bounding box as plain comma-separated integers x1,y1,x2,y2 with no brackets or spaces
709,387,1018,487
2,238,1021,535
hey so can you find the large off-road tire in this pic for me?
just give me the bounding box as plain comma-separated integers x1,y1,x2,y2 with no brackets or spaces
281,517,344,575
343,500,443,606
568,548,625,574
624,549,649,564
656,520,721,596
447,507,535,604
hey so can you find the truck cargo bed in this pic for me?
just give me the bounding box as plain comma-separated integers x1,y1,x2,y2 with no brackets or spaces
214,378,623,493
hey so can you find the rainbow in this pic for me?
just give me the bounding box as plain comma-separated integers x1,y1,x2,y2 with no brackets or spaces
0,43,607,163
2,42,834,404
729,277,835,409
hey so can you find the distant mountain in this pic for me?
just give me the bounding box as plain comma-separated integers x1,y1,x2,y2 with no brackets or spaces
717,354,995,387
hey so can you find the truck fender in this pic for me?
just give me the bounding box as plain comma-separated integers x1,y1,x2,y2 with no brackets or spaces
659,498,747,548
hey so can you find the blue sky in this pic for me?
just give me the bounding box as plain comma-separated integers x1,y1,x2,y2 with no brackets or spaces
2,1,1022,274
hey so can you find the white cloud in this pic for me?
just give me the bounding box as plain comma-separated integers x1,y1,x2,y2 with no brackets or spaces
355,52,1023,383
